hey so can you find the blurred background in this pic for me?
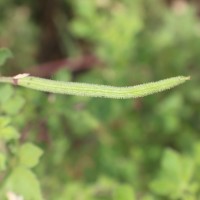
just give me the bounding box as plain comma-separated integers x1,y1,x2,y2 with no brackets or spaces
0,0,200,199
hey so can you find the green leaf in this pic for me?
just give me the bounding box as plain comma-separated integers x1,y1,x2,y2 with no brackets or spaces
0,48,12,66
0,116,11,128
150,149,195,198
18,143,43,168
58,182,87,200
113,184,135,200
162,149,194,183
0,153,6,171
0,126,19,142
2,166,43,200
161,149,182,180
0,116,19,142
0,85,14,104
2,96,25,115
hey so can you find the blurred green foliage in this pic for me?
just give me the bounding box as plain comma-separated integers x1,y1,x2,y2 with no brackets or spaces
0,0,200,199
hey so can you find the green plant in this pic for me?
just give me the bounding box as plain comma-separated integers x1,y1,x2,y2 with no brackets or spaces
0,49,43,200
1,0,200,199
0,44,191,199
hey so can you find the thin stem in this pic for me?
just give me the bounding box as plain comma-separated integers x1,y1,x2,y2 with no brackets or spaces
0,76,13,84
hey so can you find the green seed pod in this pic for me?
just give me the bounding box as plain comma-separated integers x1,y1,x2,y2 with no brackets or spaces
0,74,190,99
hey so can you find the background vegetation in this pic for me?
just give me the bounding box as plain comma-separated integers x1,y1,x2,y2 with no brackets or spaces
0,0,200,199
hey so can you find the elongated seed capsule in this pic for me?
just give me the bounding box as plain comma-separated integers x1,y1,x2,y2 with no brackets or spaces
0,74,190,99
